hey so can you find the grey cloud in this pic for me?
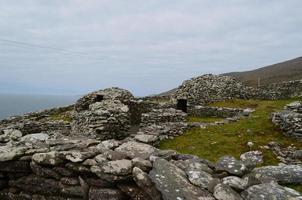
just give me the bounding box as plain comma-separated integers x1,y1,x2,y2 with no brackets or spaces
0,0,302,96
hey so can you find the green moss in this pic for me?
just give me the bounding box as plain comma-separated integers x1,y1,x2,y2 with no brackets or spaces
284,184,302,193
160,98,302,166
187,116,224,123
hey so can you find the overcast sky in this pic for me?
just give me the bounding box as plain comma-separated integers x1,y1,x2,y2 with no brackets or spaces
0,0,302,96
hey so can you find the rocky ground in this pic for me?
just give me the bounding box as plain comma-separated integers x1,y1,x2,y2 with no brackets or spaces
0,87,301,200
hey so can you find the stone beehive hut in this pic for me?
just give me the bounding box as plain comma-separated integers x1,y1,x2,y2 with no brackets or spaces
72,87,134,140
174,74,248,106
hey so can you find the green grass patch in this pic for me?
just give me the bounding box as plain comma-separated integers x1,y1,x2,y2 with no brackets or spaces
49,111,73,123
209,99,260,109
188,116,224,123
160,98,302,166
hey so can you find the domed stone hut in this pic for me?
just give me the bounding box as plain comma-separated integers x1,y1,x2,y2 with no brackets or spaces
72,87,135,140
174,74,248,110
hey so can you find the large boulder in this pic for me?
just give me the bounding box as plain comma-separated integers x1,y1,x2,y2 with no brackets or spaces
241,182,302,200
251,165,302,184
149,158,214,200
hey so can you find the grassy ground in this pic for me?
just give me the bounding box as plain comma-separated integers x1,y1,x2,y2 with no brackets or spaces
49,110,73,122
160,98,302,166
187,116,224,123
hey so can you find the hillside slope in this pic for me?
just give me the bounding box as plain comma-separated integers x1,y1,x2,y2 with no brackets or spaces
225,56,302,87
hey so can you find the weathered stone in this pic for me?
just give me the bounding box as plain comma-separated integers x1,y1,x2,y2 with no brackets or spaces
60,177,79,186
252,165,302,184
32,152,63,166
240,151,263,168
216,156,247,176
135,134,158,143
222,176,248,191
30,162,61,180
9,175,61,196
132,167,161,200
59,151,97,163
88,187,128,200
187,170,213,189
118,182,153,200
103,150,128,161
60,185,83,197
132,157,152,172
0,160,30,173
149,158,214,200
241,182,302,200
0,147,27,162
101,159,133,175
0,129,22,141
213,183,243,200
20,133,49,143
115,141,156,159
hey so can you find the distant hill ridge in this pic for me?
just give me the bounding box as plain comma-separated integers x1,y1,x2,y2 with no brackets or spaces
224,56,302,87
159,56,302,96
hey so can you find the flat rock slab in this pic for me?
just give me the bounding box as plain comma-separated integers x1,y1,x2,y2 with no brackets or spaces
149,158,215,200
115,141,157,159
252,165,302,184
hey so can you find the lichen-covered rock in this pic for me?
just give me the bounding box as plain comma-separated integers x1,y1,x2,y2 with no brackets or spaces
251,165,302,184
216,156,247,176
240,151,263,168
222,176,248,191
187,170,213,189
241,182,302,200
101,159,133,175
149,158,215,200
213,183,243,200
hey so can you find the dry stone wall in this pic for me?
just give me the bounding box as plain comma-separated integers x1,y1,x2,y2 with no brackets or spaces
272,101,302,139
175,74,302,106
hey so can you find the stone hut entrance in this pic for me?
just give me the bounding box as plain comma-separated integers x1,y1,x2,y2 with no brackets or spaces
177,99,187,113
95,94,104,102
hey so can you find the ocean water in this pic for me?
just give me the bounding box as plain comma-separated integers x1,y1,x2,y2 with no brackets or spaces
0,94,78,120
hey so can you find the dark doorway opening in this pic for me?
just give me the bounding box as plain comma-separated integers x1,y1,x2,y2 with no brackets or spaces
95,95,104,102
177,99,187,113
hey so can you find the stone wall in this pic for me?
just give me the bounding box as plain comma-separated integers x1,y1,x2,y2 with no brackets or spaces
141,108,187,126
272,101,302,139
188,106,249,118
174,74,302,106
